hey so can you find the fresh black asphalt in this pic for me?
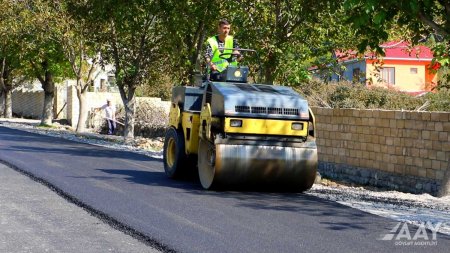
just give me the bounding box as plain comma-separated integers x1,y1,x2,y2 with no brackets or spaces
0,126,449,253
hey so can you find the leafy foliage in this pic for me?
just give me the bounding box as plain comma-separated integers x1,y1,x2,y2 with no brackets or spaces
11,0,73,124
343,0,450,87
2,0,449,135
424,88,450,111
72,0,166,138
158,0,221,85
295,79,450,112
226,0,360,84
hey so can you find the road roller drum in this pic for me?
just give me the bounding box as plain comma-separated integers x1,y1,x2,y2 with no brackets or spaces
198,140,318,190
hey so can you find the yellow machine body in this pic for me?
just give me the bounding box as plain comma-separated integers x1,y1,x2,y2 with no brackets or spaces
224,118,308,136
164,82,318,191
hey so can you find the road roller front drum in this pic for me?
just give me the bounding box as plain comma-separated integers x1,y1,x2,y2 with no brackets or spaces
198,138,318,191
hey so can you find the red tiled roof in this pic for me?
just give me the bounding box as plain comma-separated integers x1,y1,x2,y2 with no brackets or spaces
335,41,434,62
380,41,434,59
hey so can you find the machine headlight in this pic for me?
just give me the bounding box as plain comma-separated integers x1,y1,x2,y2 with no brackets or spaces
230,119,243,127
291,122,303,130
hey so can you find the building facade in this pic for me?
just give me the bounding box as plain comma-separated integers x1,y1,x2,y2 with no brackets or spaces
332,41,438,94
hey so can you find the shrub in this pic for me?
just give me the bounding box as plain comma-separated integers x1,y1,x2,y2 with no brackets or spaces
425,88,450,111
113,98,169,138
293,79,450,111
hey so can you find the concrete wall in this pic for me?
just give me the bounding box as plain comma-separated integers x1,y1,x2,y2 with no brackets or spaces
66,82,123,127
10,81,170,129
312,107,450,195
11,83,67,120
11,91,44,118
66,82,170,128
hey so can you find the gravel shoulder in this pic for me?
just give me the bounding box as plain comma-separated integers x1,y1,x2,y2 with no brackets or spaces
1,118,449,237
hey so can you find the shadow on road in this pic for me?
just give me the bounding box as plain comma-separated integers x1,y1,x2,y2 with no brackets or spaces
96,169,201,189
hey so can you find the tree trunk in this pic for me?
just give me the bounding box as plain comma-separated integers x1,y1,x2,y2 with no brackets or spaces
1,58,13,118
39,60,55,126
75,87,88,132
188,20,206,83
264,52,277,85
4,89,12,118
123,93,136,141
0,91,4,117
41,90,54,125
118,81,136,141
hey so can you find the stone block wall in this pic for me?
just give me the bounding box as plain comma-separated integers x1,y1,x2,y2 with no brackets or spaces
312,107,450,195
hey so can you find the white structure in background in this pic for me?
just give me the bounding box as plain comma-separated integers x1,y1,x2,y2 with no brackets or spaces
90,63,117,92
11,65,118,122
15,64,117,93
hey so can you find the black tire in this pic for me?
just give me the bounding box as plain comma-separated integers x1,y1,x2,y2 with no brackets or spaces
163,127,186,178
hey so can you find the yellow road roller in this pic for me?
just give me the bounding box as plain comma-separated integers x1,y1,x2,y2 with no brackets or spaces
163,49,317,191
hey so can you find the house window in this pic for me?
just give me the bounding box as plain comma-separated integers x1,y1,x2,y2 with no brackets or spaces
352,68,361,82
382,67,395,85
410,68,418,74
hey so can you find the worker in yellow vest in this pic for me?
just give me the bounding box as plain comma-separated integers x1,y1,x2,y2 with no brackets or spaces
205,19,243,80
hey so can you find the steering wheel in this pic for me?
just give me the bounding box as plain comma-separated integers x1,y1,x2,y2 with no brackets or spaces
219,52,242,60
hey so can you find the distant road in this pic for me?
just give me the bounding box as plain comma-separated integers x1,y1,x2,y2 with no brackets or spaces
1,126,449,253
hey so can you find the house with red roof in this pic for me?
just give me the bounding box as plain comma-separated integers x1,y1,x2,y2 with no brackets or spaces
332,41,438,94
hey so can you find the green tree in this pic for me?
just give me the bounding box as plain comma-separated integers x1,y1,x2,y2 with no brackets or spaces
158,0,221,85
222,0,358,85
0,0,24,118
55,1,102,132
343,0,450,85
15,0,71,125
77,0,165,140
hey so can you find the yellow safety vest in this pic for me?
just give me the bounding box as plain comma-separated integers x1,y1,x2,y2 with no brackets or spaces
207,35,238,72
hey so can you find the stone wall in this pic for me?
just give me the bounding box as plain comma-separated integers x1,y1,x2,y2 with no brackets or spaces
312,107,450,195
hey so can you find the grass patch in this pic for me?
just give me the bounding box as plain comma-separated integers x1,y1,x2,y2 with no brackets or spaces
37,123,57,128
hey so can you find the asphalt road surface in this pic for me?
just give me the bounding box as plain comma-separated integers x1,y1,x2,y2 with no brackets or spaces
1,126,449,253
0,163,160,253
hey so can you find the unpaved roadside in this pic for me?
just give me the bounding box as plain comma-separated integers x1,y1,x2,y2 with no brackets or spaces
0,163,160,253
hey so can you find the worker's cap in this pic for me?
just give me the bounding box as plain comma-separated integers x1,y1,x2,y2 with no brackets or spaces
106,98,111,102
